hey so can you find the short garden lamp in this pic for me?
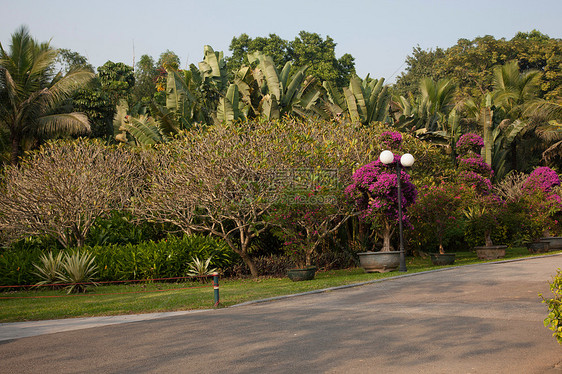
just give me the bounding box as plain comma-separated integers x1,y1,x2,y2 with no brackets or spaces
379,150,415,272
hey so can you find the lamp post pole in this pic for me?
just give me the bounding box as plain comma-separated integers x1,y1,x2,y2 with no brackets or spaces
379,150,414,273
395,161,407,272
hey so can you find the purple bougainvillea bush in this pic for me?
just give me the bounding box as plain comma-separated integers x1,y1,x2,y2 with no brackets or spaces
522,167,562,236
346,153,417,252
456,132,485,156
379,131,403,151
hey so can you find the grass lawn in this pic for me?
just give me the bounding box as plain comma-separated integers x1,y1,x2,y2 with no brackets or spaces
1,247,558,322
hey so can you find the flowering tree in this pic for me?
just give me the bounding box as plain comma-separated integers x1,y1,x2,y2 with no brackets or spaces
346,145,417,252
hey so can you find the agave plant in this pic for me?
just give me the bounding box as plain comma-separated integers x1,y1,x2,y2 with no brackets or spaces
33,251,64,289
186,256,217,280
57,251,99,294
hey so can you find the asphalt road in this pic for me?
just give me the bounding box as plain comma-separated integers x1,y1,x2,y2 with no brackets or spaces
1,255,562,373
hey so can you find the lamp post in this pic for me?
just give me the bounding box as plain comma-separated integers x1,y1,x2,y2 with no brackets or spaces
379,150,415,272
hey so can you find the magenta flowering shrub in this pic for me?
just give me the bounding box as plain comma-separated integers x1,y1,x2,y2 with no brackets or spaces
524,167,561,193
458,157,494,179
346,155,417,251
379,131,403,150
456,133,484,156
458,171,493,195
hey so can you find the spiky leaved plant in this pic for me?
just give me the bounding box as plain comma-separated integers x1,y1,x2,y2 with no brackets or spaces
186,256,217,282
33,251,64,289
57,251,98,294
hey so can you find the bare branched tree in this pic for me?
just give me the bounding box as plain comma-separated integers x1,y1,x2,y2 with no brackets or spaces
0,139,146,247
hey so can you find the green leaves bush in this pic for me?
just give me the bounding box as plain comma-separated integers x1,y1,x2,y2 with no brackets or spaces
89,234,234,281
542,269,562,344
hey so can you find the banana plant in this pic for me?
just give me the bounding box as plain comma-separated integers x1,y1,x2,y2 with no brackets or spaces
230,51,321,120
113,100,167,146
320,75,391,125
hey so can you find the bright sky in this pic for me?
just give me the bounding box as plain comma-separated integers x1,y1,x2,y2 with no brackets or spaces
2,0,561,83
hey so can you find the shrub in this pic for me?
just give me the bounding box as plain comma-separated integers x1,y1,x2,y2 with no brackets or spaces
32,251,64,288
90,234,234,281
57,251,99,294
408,183,464,254
541,269,562,344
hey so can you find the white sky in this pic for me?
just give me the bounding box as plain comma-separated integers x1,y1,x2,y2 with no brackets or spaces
2,0,561,83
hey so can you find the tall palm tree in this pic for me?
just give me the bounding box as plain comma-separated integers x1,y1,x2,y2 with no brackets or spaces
0,26,94,164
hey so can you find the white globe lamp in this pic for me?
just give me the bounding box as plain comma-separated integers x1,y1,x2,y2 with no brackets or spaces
400,153,415,168
379,150,394,165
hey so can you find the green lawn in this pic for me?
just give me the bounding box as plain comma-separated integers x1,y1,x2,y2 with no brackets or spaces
0,247,558,322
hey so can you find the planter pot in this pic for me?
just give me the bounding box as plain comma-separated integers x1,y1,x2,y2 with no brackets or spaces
358,251,400,273
526,241,550,254
287,266,317,282
474,245,507,260
540,237,562,251
430,253,456,266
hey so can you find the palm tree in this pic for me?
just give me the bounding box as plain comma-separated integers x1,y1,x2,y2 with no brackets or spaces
0,26,94,164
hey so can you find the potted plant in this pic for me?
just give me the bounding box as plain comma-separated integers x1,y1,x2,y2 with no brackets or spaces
409,183,464,265
346,132,417,272
268,182,351,281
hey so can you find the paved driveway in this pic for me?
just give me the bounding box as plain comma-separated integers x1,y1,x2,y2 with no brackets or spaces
1,255,562,373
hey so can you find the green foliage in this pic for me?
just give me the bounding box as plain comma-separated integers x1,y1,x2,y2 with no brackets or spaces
0,26,94,164
185,256,217,278
32,251,64,288
321,75,391,125
227,31,355,86
85,210,165,247
408,183,465,253
395,31,562,101
541,269,562,344
89,234,234,281
57,250,98,293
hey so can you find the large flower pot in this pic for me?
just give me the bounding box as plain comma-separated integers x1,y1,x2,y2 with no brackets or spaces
474,245,507,260
540,237,562,251
430,253,456,266
358,251,400,273
526,241,550,254
287,266,317,282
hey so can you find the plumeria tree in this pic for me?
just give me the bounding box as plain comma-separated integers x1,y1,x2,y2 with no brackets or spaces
346,131,417,252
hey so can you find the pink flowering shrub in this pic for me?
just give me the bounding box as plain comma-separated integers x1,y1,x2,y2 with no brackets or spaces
346,155,417,251
521,167,562,237
458,157,494,179
379,131,403,150
524,167,561,193
456,133,484,156
458,171,493,195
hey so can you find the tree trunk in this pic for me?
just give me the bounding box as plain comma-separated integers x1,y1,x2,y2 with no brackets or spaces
485,229,494,247
381,221,393,252
240,251,259,277
439,241,445,254
10,133,21,165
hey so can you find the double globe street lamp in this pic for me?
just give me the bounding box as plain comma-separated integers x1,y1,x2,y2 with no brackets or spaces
379,150,415,272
